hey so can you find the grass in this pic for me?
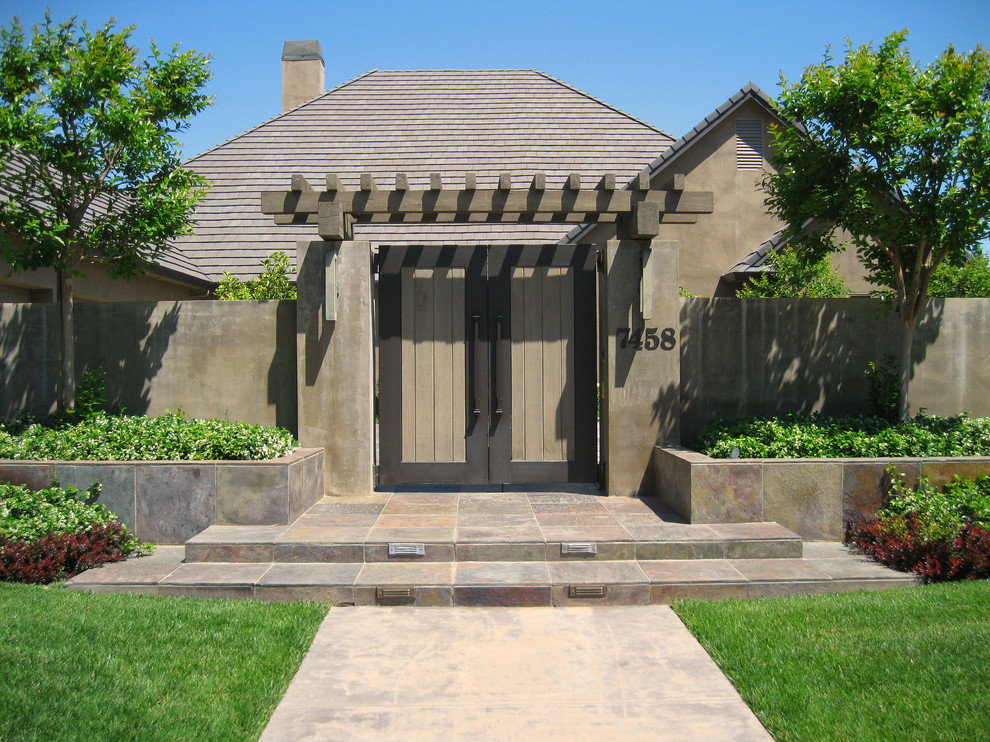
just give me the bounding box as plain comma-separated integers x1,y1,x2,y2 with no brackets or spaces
0,583,329,742
673,582,990,742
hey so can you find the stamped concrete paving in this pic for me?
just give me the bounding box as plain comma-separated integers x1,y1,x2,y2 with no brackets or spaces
260,605,773,742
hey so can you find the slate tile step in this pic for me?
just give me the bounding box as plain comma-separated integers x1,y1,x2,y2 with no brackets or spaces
67,550,916,606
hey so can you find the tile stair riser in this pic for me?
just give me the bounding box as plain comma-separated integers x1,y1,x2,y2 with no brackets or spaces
183,536,805,564
69,565,915,605
76,579,914,606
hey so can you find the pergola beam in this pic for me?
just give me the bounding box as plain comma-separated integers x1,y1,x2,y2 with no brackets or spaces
262,186,712,218
262,172,714,239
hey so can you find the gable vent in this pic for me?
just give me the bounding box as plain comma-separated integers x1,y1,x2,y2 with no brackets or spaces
736,120,764,170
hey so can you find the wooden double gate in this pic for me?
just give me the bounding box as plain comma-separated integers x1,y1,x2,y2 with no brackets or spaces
378,244,598,485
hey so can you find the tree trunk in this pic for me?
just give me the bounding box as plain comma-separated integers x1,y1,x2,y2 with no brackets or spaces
897,315,915,421
56,269,75,413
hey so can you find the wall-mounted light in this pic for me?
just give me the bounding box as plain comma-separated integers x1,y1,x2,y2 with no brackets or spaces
640,246,653,320
325,246,338,321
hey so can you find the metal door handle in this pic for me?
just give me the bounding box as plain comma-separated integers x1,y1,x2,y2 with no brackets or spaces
471,315,481,415
494,314,504,415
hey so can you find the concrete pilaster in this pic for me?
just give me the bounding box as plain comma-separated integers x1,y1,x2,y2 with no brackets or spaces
602,239,680,497
296,240,375,496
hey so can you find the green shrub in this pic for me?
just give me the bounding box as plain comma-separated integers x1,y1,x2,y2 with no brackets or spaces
865,356,900,422
0,411,297,461
736,246,847,298
72,366,108,419
929,250,990,298
0,482,149,583
0,481,112,543
697,413,990,459
216,251,297,300
879,470,990,540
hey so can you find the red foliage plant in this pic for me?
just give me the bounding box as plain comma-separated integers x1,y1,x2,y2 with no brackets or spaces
0,523,132,584
845,515,990,583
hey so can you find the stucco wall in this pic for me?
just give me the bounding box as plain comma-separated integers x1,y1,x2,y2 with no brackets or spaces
0,300,297,431
680,297,990,445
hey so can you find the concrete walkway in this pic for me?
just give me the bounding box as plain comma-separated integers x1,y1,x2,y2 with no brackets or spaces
260,605,773,741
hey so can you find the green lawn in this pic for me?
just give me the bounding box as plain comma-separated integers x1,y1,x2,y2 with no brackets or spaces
0,583,328,742
5,580,989,741
674,582,990,742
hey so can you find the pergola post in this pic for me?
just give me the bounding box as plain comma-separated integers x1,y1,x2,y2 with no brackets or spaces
296,239,375,495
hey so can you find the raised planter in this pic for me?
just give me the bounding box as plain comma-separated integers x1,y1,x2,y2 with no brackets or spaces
655,445,990,541
0,448,324,544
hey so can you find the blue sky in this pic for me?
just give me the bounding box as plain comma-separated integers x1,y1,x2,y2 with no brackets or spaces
4,0,989,159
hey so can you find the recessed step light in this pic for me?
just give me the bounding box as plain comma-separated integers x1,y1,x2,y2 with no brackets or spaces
388,543,426,557
377,586,415,605
569,585,607,599
561,542,597,556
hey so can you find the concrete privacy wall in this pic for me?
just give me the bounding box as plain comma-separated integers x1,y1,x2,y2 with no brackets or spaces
656,446,990,540
0,300,297,431
680,297,990,445
0,448,323,544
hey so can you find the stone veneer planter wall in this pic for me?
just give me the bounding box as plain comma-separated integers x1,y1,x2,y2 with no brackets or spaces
0,448,324,544
655,446,990,541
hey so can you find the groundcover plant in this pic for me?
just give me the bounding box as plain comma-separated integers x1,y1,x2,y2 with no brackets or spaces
698,413,990,459
0,410,298,461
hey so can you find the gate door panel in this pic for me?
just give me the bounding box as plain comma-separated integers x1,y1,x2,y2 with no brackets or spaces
379,246,489,484
488,245,597,484
379,244,596,486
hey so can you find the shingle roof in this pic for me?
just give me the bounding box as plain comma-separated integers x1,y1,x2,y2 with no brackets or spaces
152,246,213,285
176,69,675,281
723,217,821,283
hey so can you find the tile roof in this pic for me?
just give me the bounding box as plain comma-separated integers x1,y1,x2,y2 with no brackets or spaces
176,69,675,281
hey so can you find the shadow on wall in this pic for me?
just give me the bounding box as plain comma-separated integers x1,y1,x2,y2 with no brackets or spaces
678,297,944,446
0,302,182,419
75,301,298,433
74,302,181,416
0,303,61,417
270,299,298,432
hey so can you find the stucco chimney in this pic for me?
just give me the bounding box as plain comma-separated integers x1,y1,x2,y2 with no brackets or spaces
281,40,325,112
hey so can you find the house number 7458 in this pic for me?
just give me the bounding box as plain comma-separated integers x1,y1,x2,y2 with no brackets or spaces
617,327,676,351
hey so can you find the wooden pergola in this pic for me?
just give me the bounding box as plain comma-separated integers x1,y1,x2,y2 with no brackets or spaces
260,170,711,497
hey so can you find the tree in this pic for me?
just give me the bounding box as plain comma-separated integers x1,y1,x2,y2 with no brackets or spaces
736,246,847,298
928,248,990,297
763,31,990,419
0,13,212,411
215,251,297,300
